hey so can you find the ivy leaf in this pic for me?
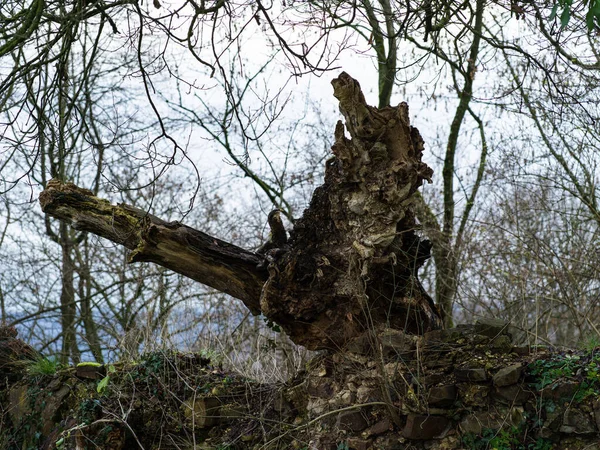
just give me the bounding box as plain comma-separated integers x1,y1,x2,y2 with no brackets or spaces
560,7,571,28
586,0,600,30
97,375,110,394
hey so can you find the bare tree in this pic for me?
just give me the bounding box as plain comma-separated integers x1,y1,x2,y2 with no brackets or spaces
3,0,600,361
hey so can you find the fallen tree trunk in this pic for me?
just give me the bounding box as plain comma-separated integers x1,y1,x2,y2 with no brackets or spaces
40,72,442,350
39,181,268,315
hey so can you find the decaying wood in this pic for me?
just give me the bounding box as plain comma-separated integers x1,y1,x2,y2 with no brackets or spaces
39,72,442,351
39,180,267,315
259,72,441,349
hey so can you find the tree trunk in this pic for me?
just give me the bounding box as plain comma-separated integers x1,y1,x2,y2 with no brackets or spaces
76,239,104,364
39,72,442,351
435,236,457,328
58,222,80,365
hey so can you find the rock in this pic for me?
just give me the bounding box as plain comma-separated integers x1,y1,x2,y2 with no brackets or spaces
490,335,513,353
459,412,503,435
507,326,528,345
8,384,30,425
593,399,600,431
403,414,450,440
428,385,457,407
307,377,335,398
422,373,446,386
41,384,71,435
346,437,371,450
494,384,531,405
457,384,489,406
512,345,531,356
337,410,369,432
459,415,481,434
423,354,455,369
538,426,555,440
220,403,247,421
424,328,471,346
560,408,596,435
365,417,391,436
427,408,451,415
493,365,523,387
181,397,220,428
41,417,77,450
9,381,72,440
474,318,511,339
76,363,106,380
541,381,580,400
541,402,563,431
455,367,487,382
378,329,417,358
46,377,62,391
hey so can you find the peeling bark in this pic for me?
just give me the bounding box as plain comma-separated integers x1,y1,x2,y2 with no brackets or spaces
39,72,442,351
259,73,441,349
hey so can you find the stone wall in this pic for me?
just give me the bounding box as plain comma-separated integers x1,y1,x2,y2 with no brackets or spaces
297,319,600,449
2,322,600,449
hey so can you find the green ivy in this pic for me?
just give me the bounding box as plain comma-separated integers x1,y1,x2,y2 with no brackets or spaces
462,427,553,450
549,0,600,30
78,399,101,425
528,355,580,389
528,351,600,400
97,365,116,395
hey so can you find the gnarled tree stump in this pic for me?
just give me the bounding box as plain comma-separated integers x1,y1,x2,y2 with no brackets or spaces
40,72,442,351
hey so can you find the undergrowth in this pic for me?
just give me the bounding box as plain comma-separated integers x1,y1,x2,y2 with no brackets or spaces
26,355,60,376
528,348,600,402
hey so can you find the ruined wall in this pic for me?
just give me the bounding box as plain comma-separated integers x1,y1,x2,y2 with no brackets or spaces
2,321,600,449
299,319,600,449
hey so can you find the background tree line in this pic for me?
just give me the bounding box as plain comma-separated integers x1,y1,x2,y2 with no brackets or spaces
0,0,599,372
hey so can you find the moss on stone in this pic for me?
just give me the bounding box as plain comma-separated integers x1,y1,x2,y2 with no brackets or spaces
76,362,102,368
